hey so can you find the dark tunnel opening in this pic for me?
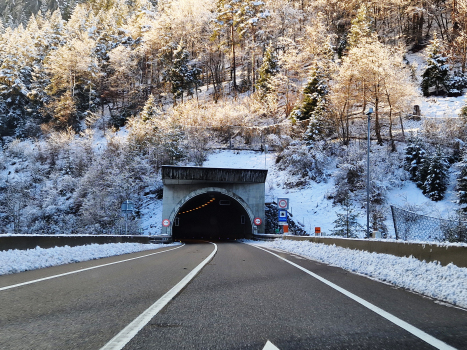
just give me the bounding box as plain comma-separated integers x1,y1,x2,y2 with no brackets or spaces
172,192,252,240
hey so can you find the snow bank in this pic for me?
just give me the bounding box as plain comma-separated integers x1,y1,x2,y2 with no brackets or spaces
251,239,467,309
0,242,179,275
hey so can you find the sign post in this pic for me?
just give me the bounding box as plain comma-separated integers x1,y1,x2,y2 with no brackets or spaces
162,219,171,235
277,199,289,234
121,200,134,235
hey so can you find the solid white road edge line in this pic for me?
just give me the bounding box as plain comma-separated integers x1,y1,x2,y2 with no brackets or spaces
249,244,457,350
100,242,218,350
0,244,185,292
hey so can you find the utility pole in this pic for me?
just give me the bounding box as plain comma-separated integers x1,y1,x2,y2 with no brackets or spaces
366,107,373,239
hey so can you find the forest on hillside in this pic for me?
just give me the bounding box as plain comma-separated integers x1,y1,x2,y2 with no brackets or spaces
2,0,467,237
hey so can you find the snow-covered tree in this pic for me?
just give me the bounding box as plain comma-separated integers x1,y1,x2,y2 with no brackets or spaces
332,195,363,238
164,42,201,104
421,35,451,96
45,33,99,130
451,0,467,73
213,0,268,91
255,43,278,98
421,148,449,201
457,149,467,209
332,37,415,145
291,64,329,122
0,25,36,137
404,138,427,182
347,4,373,50
140,94,161,121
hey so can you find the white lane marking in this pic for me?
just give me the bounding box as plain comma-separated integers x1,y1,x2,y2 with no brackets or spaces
0,244,185,292
263,340,280,349
100,242,218,350
249,244,457,350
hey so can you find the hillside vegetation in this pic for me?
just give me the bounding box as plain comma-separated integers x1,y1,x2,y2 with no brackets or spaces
2,0,467,236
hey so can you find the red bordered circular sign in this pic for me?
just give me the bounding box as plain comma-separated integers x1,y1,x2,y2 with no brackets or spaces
278,199,288,209
162,219,171,227
254,217,262,226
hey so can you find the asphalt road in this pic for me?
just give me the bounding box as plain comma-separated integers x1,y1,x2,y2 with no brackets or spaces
0,243,213,350
1,241,466,350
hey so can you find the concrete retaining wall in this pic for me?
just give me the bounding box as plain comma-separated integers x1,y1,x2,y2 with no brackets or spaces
255,234,467,268
0,235,151,251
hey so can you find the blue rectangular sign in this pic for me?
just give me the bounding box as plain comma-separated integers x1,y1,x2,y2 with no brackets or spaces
278,209,288,222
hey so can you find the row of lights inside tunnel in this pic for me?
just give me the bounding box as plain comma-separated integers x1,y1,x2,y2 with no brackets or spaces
178,198,216,215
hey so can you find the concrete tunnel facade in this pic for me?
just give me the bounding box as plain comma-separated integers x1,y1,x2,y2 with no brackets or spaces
161,166,267,240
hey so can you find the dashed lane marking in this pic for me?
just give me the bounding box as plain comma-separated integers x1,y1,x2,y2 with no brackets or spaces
263,340,280,349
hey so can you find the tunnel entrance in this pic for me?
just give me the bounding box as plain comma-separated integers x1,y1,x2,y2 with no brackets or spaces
172,191,252,240
161,166,267,239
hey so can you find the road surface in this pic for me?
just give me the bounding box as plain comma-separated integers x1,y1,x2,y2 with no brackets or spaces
1,241,466,349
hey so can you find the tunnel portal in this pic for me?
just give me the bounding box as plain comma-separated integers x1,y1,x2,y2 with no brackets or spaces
161,166,267,240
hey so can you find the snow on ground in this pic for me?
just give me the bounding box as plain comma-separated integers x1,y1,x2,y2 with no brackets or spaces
406,51,467,118
0,242,179,275
249,239,467,309
203,149,339,235
140,195,164,235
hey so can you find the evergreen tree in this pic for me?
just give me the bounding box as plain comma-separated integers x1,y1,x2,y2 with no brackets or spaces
0,26,34,137
291,63,329,124
457,150,467,209
347,4,373,49
165,42,201,104
421,35,451,96
416,155,431,189
404,138,427,182
421,148,449,201
291,64,330,145
332,196,363,238
140,94,160,121
161,119,185,164
255,43,278,98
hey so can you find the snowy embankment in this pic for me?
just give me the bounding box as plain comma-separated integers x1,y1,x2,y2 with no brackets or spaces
0,243,179,275
251,239,467,309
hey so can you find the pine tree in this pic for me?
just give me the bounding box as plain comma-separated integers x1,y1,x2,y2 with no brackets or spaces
165,42,200,104
0,26,34,137
457,150,467,209
404,138,427,182
255,43,278,98
291,64,329,124
421,34,451,96
416,154,431,189
332,196,363,238
347,4,373,49
422,148,449,201
140,94,160,121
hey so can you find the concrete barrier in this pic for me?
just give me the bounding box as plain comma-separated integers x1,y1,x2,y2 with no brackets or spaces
0,235,151,251
254,234,467,268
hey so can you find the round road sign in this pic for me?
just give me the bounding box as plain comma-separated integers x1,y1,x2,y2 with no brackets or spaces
278,199,288,209
254,217,262,226
162,219,171,227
